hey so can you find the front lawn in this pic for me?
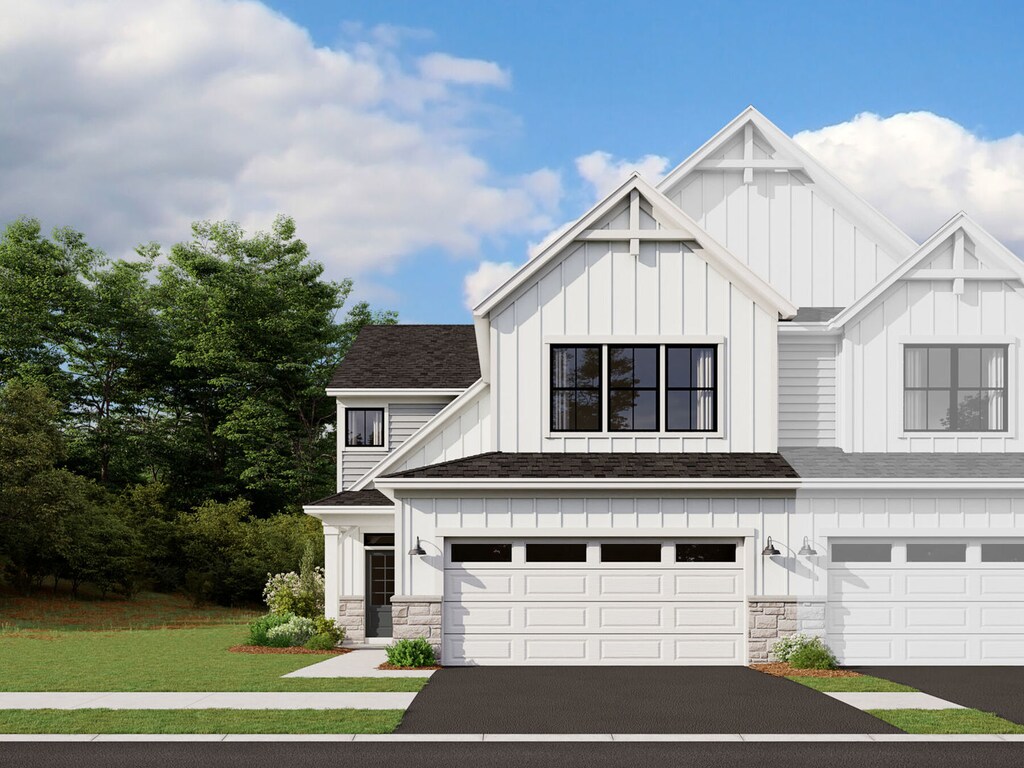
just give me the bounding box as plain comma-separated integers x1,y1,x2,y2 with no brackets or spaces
868,708,1024,734
788,675,917,693
0,625,426,693
0,708,403,734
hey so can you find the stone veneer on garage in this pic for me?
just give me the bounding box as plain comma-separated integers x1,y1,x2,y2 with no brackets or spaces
747,596,826,663
336,596,365,644
391,596,442,656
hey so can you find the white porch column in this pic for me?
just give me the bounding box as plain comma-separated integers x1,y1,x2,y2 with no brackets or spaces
322,524,342,620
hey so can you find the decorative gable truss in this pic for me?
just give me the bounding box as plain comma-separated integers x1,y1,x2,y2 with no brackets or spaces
828,213,1024,453
657,107,919,308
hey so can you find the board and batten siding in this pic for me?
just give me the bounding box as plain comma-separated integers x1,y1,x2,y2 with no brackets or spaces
778,335,838,447
490,240,779,453
661,129,900,309
843,276,1024,453
392,489,1024,601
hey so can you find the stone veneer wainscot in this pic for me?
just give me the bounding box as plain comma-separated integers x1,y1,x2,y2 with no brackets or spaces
746,596,826,663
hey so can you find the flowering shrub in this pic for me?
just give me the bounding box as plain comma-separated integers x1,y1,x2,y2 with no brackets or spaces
771,633,838,670
247,612,295,646
264,544,324,618
266,615,317,647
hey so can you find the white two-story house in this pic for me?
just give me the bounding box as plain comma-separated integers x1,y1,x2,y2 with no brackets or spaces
305,107,1024,667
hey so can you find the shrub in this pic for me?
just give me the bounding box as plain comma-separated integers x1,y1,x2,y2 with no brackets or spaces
265,615,316,648
385,638,437,668
312,615,344,644
305,633,337,651
263,542,325,618
247,612,295,646
772,634,838,670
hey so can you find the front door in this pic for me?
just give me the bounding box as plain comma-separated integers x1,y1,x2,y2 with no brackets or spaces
366,550,395,638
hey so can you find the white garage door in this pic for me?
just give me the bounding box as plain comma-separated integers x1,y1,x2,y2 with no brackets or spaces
828,539,1024,664
442,538,746,665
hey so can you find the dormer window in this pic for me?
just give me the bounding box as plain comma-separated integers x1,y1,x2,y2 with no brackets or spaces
345,407,385,447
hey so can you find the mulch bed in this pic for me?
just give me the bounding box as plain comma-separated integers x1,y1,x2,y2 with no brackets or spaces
377,662,443,670
228,644,352,656
751,662,861,678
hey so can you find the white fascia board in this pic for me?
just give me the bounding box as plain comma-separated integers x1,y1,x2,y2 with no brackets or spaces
472,174,658,317
326,388,465,399
820,528,1024,538
374,477,1024,492
349,378,488,491
434,527,757,538
829,212,1024,330
303,506,396,515
777,324,842,336
473,317,491,383
656,106,918,263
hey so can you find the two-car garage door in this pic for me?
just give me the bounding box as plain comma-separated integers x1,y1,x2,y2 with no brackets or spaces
442,538,745,665
829,539,1024,664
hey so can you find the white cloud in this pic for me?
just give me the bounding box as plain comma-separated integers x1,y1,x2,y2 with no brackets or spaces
795,112,1024,254
575,150,671,200
0,0,558,277
417,52,510,88
463,260,519,309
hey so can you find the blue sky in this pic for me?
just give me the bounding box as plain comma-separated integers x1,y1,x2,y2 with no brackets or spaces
3,1,1024,323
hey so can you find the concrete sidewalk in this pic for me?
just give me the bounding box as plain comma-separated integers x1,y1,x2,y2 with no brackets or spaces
284,650,436,679
0,692,416,710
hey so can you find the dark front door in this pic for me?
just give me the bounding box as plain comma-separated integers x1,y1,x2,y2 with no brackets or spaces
366,550,394,638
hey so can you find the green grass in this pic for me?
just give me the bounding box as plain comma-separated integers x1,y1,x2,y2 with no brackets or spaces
0,709,403,734
868,708,1024,734
787,675,918,693
0,625,426,693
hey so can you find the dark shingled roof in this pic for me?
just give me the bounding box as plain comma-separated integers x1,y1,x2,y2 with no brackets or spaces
784,307,845,323
782,448,1024,478
382,452,799,480
307,489,393,506
329,325,479,390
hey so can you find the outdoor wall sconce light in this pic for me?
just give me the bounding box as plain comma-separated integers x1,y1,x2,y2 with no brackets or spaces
761,536,781,556
798,536,818,556
407,537,426,556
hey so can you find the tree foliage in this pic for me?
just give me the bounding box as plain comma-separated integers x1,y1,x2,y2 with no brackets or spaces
0,215,395,601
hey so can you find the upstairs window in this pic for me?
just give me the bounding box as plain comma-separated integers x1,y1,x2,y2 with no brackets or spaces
551,345,602,432
608,346,659,431
904,345,1007,432
666,345,717,432
345,408,384,447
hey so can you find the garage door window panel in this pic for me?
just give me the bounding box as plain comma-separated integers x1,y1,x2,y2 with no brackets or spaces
982,543,1024,563
907,543,967,563
831,542,892,563
601,543,662,563
676,543,736,563
526,543,587,563
450,543,513,563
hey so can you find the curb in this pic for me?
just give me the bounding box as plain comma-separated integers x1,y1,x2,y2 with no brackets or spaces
2,733,1024,742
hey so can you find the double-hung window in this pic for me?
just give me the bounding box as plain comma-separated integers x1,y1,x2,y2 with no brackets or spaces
550,343,719,433
608,346,659,431
550,345,602,432
345,408,385,447
666,345,717,432
904,345,1008,432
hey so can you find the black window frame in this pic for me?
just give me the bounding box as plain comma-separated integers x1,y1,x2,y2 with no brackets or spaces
345,407,385,448
904,344,1008,433
607,344,660,433
550,345,603,433
665,344,719,433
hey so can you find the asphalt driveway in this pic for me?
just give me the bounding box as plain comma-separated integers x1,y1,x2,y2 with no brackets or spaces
856,667,1024,724
397,666,899,733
